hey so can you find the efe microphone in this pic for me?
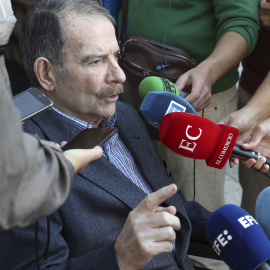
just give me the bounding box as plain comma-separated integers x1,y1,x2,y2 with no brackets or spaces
206,204,270,270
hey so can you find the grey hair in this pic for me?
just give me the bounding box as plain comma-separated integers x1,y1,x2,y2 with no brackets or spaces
21,0,116,88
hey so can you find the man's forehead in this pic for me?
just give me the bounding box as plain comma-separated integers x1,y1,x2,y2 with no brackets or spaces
61,16,118,58
61,15,112,33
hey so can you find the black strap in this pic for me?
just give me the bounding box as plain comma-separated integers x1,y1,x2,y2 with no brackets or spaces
0,44,7,56
118,0,128,46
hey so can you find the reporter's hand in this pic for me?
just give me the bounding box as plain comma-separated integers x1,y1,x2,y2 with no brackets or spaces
237,118,270,173
218,107,256,168
114,184,180,270
63,145,103,174
219,111,270,173
219,107,255,138
175,65,212,112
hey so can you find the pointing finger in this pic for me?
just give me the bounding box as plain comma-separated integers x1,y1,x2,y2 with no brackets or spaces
135,184,178,214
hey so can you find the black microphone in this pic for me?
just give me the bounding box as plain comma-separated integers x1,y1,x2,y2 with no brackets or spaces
232,144,270,165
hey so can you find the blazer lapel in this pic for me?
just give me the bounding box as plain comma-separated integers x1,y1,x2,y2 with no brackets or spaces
31,110,79,143
80,157,149,209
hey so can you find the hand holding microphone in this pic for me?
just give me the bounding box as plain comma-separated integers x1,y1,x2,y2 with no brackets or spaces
139,76,270,172
206,204,270,270
159,112,239,169
220,107,270,173
159,112,270,170
174,64,212,111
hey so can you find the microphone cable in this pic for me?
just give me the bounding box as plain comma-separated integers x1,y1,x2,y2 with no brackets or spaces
122,0,205,201
192,108,204,201
156,0,171,71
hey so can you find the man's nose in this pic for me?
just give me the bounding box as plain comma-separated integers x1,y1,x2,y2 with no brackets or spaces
108,58,126,84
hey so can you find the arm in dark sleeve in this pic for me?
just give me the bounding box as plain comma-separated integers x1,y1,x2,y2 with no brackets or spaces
177,189,211,243
62,242,120,270
0,213,120,270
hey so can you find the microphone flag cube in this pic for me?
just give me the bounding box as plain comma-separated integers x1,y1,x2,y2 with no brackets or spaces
159,112,239,169
140,91,197,129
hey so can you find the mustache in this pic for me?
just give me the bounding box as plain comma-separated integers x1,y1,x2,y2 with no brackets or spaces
97,84,124,98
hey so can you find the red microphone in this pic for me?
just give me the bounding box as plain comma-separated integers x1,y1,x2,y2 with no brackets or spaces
159,112,239,169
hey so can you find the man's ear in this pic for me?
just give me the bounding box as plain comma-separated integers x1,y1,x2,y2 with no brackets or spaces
34,57,55,91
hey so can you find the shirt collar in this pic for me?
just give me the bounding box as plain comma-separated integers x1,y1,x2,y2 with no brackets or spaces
52,107,117,130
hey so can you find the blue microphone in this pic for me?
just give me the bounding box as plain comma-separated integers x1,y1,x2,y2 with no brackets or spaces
256,187,270,240
140,91,197,129
206,204,270,270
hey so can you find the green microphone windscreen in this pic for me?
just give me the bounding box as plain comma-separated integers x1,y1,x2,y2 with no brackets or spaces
139,76,180,99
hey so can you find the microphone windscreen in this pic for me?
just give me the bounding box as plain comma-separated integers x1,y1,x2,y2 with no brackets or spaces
139,76,179,99
140,91,197,129
159,112,239,169
206,204,270,270
256,187,270,240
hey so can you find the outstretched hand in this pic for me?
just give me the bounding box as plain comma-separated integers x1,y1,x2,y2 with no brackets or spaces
219,108,270,173
237,118,270,173
218,107,254,138
175,65,212,112
114,184,180,270
63,145,103,174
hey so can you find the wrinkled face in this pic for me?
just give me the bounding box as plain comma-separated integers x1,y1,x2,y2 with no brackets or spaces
50,16,125,125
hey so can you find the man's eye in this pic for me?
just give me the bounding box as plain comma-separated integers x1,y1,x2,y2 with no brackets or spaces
91,59,100,65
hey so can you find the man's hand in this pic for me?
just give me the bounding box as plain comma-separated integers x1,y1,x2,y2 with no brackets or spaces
63,145,103,174
175,65,212,112
114,184,180,270
175,31,248,112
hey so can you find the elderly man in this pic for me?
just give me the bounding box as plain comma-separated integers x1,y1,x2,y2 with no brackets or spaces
0,1,210,269
0,0,102,231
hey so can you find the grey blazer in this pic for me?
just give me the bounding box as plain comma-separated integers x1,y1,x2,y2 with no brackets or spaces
0,101,210,269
